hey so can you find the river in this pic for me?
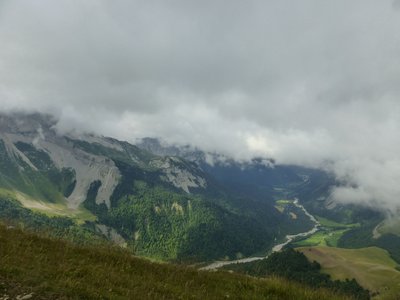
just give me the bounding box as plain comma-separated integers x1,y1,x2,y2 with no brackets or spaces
200,198,320,271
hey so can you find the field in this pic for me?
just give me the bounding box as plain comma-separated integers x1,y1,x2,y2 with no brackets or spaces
293,215,359,247
298,246,400,300
294,230,348,247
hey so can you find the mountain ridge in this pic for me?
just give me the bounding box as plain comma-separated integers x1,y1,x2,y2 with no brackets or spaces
0,112,307,261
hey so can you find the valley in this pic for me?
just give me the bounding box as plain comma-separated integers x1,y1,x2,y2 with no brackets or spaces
0,113,399,299
200,198,320,270
1,2,398,299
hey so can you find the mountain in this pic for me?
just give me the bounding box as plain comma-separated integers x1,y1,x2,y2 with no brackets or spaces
0,112,310,261
136,137,400,270
136,137,332,202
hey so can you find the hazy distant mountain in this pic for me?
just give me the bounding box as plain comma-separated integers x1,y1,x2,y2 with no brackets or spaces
136,137,332,203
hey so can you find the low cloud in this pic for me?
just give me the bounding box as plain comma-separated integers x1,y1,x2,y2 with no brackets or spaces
393,0,400,10
1,0,400,213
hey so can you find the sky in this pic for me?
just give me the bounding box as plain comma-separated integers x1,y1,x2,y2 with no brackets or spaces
1,0,400,213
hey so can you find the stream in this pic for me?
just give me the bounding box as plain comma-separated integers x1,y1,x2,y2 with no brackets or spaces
200,198,320,271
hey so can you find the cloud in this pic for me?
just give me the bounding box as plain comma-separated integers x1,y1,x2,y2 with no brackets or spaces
1,0,400,212
393,0,400,10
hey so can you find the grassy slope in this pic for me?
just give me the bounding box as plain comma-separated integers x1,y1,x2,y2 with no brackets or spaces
0,188,96,225
298,246,400,300
0,225,352,300
15,192,96,224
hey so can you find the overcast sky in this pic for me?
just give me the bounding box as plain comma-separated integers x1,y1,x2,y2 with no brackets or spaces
1,0,400,213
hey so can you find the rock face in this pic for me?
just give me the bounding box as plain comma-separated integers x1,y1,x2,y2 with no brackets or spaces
136,137,208,164
0,113,121,208
150,157,207,193
0,113,210,207
39,139,120,208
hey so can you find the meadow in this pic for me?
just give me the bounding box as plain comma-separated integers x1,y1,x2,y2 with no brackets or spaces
298,246,400,300
293,215,359,247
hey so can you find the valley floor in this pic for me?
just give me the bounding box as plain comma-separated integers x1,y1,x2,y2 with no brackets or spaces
201,198,320,271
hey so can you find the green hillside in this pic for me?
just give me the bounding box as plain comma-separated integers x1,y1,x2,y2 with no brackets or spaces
298,246,400,300
292,215,359,248
84,179,275,261
0,224,354,300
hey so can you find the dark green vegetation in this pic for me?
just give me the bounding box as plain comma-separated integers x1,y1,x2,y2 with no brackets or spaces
338,221,400,264
273,199,315,235
0,224,354,300
225,249,370,300
84,179,275,261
